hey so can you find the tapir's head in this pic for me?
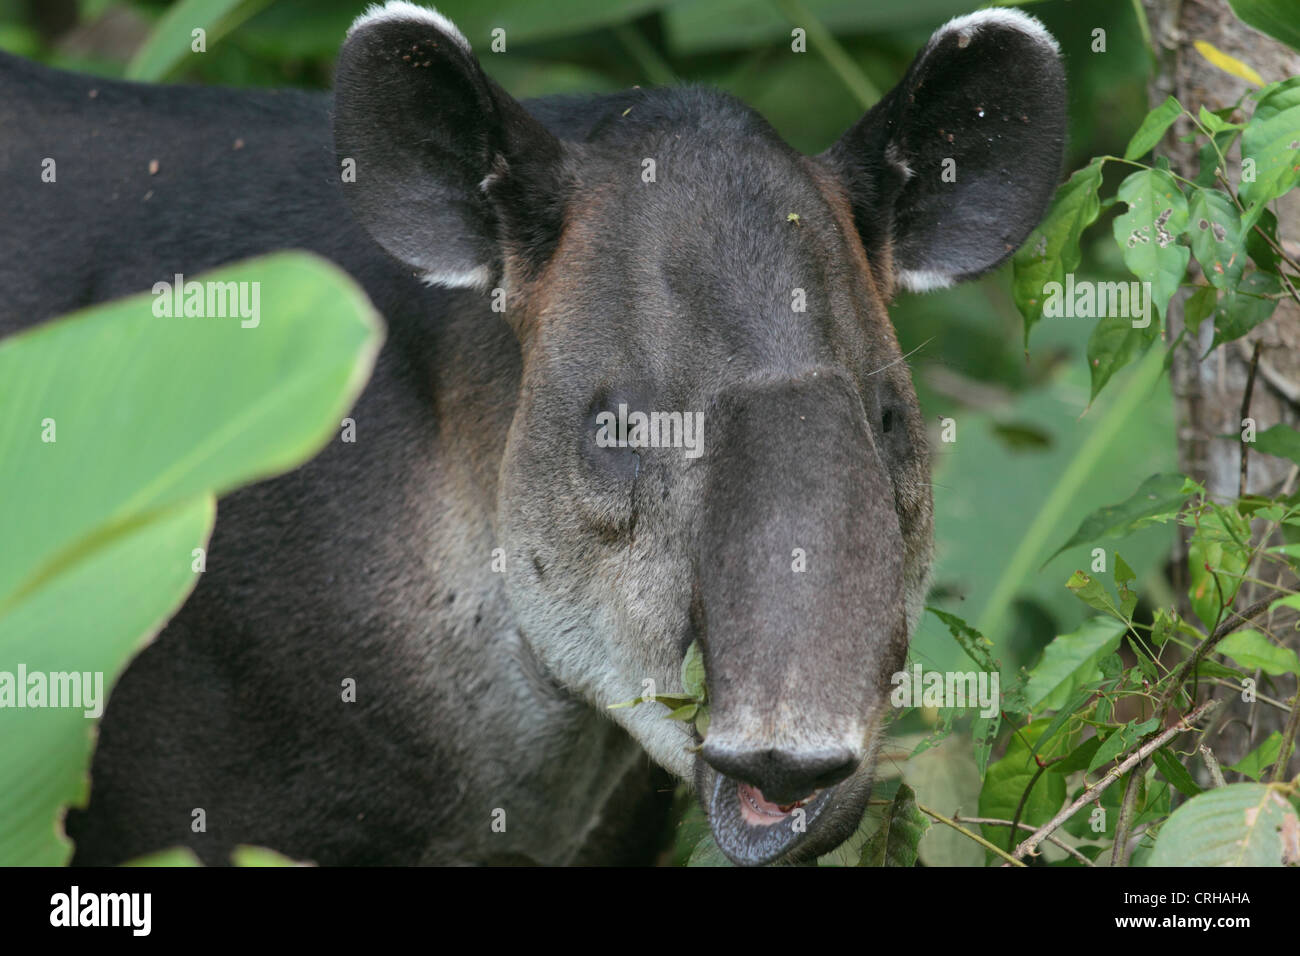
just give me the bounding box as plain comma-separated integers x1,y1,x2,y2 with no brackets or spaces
335,1,1065,864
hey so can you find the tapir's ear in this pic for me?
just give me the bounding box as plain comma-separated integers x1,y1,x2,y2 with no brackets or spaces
334,2,567,289
820,9,1066,293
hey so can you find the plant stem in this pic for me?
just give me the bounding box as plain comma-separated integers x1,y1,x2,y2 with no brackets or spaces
1201,743,1227,787
953,814,1095,865
1007,763,1050,852
1207,678,1292,711
1109,763,1145,866
917,803,1027,867
1239,342,1261,498
1011,699,1220,860
1269,685,1300,784
1155,596,1275,713
1130,0,1155,61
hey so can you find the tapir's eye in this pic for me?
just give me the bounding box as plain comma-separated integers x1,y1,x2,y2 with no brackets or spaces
881,408,895,434
583,388,643,483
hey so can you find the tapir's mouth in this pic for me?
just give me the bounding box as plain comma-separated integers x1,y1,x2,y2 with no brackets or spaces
707,773,835,865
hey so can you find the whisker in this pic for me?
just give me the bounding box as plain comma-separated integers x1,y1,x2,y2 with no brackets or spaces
866,336,933,377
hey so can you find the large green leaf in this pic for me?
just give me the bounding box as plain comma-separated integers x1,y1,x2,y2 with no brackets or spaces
1226,732,1285,781
0,252,380,608
1111,167,1190,324
978,719,1067,849
901,733,983,866
1024,617,1126,711
1013,159,1105,346
1239,77,1300,220
0,252,383,865
858,783,929,867
1086,311,1156,401
1123,95,1182,160
1230,0,1300,52
1148,783,1300,865
1187,187,1245,291
1216,629,1300,677
0,497,212,866
1253,423,1300,466
1209,270,1281,349
1049,473,1199,563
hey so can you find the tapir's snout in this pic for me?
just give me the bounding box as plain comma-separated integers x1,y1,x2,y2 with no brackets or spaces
692,370,908,864
700,742,858,806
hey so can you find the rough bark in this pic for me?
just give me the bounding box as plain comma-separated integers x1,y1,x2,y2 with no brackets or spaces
1143,0,1300,776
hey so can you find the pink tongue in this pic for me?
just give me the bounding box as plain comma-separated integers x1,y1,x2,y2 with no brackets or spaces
737,782,808,826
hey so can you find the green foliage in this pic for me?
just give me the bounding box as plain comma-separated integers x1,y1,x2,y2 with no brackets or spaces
1112,167,1190,324
1228,0,1300,54
1186,505,1251,631
1253,423,1300,465
978,719,1067,849
0,252,382,865
1226,732,1285,781
127,0,271,80
1049,473,1201,562
1216,629,1300,677
1239,78,1300,214
1186,187,1244,291
1148,784,1300,865
1123,95,1182,160
229,846,305,866
1024,617,1125,711
940,467,1300,867
608,639,711,739
1012,159,1104,346
858,783,929,867
1151,747,1203,798
1013,76,1300,393
123,848,202,866
926,608,1003,773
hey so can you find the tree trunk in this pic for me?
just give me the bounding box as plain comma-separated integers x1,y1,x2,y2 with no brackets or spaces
1143,0,1300,776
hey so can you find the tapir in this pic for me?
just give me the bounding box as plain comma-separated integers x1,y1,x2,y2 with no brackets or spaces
0,2,1065,865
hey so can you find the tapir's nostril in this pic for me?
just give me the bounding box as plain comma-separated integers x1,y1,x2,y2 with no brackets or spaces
701,744,858,806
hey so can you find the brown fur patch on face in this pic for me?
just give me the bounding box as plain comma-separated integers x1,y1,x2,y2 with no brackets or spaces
506,177,617,357
803,156,896,306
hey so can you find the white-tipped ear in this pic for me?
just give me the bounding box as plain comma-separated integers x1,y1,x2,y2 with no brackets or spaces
347,1,471,52
927,8,1060,56
896,270,953,294
335,3,568,290
820,4,1066,294
418,265,493,291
